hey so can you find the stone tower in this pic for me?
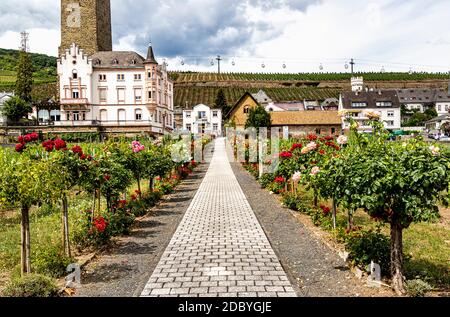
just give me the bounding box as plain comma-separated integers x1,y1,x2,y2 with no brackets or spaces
60,0,112,57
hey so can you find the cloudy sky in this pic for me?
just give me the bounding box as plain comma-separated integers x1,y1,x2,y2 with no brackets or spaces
1,0,450,73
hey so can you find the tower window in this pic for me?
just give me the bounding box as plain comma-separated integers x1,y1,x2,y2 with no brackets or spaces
72,70,78,79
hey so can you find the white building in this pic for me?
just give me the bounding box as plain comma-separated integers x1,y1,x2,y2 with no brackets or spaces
0,92,13,126
339,78,401,131
183,104,222,136
56,43,174,134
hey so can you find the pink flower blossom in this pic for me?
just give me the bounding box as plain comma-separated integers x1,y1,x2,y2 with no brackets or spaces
310,166,320,176
292,171,301,182
337,135,348,145
306,142,318,151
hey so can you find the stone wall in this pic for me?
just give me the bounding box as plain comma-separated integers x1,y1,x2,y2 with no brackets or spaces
60,0,112,57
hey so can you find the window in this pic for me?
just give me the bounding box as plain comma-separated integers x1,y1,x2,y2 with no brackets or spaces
387,111,394,117
112,59,119,65
134,89,142,102
99,109,107,122
135,109,142,121
351,102,367,108
99,74,106,81
186,124,191,131
134,74,142,81
117,88,125,103
268,108,273,112
331,128,336,134
148,71,152,79
385,121,394,127
244,106,250,114
72,70,78,79
186,111,191,118
446,105,449,112
99,88,107,102
131,59,137,65
117,74,125,81
438,105,442,112
198,111,206,119
212,111,218,117
72,91,79,99
351,112,359,118
213,123,218,131
148,91,152,100
376,101,393,107
72,112,84,121
315,128,321,135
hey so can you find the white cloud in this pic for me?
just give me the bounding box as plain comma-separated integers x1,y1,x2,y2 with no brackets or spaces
0,0,450,73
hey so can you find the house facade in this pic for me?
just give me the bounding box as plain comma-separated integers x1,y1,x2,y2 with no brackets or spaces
339,89,401,131
0,92,13,126
227,92,260,128
56,43,174,134
183,104,222,136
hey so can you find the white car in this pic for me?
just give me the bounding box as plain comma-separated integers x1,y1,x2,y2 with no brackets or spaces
439,136,450,142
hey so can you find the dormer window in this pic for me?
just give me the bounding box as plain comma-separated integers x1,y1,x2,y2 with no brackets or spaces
112,59,119,65
131,59,137,65
93,59,101,66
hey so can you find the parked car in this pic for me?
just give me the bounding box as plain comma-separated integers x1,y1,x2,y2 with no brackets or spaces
439,136,450,142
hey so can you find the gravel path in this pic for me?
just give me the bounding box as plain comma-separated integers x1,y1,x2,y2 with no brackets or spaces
75,162,210,297
230,162,384,297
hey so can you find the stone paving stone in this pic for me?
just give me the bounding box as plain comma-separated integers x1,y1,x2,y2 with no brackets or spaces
141,138,297,297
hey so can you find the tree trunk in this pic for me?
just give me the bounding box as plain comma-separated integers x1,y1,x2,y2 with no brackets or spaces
149,177,154,192
91,190,96,222
137,176,142,198
347,209,353,230
313,188,318,208
21,205,31,275
97,189,101,214
332,198,337,229
390,220,406,294
62,195,71,258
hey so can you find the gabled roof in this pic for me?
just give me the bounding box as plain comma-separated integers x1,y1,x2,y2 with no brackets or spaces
90,51,145,68
227,92,260,117
271,111,341,126
341,90,400,109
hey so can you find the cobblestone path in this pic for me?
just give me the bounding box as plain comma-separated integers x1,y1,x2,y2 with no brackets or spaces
141,138,297,297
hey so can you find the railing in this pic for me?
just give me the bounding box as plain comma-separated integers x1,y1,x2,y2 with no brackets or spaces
60,98,89,105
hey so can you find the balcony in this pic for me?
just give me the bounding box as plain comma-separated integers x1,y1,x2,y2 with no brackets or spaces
60,98,90,111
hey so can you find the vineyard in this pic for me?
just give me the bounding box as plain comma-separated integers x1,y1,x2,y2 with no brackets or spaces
170,71,450,83
173,86,341,107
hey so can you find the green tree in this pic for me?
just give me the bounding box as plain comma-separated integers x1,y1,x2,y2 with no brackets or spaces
245,105,271,132
1,96,32,123
15,51,34,103
214,89,230,117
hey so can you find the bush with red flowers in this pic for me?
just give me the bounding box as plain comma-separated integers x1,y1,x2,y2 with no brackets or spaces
15,143,26,153
279,151,293,159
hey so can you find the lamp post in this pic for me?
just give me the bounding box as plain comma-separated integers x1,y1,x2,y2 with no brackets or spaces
216,55,222,74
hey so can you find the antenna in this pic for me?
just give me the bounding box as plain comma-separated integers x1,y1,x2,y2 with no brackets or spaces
20,31,29,52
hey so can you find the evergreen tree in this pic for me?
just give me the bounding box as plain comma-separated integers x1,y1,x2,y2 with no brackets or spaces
15,51,34,103
245,105,271,132
214,89,230,117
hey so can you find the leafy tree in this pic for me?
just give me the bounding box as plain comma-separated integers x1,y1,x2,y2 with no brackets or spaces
1,96,32,123
323,117,450,294
15,51,34,103
245,105,271,132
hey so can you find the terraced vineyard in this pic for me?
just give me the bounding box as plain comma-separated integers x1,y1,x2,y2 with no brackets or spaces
171,71,450,83
173,86,340,107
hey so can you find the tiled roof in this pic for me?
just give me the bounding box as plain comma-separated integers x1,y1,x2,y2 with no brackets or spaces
341,90,400,109
271,111,341,126
90,51,146,68
272,103,304,111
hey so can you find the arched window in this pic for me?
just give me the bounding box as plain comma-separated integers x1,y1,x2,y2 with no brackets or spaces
72,70,78,79
135,108,142,121
118,109,126,123
112,58,119,65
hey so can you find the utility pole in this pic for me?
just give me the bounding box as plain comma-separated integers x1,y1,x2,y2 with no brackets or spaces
20,31,29,52
350,58,355,75
216,55,222,74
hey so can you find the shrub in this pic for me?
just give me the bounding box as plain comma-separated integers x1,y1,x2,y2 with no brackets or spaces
282,192,300,211
33,246,73,278
107,209,135,236
259,173,275,189
73,212,111,248
3,274,58,297
405,279,433,297
345,229,391,276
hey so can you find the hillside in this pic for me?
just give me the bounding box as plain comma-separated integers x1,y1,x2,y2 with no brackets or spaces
0,48,57,91
1,48,449,106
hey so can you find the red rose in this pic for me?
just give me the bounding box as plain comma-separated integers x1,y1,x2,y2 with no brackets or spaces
131,194,137,201
290,143,303,152
275,176,285,183
80,154,87,160
54,139,67,151
15,143,26,152
71,145,83,155
93,216,108,233
319,150,326,155
41,140,54,152
18,136,25,144
279,151,293,159
29,133,39,141
24,135,32,143
325,135,334,141
307,134,318,141
104,174,111,181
